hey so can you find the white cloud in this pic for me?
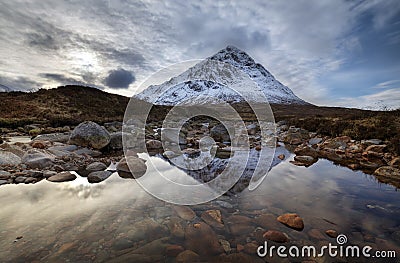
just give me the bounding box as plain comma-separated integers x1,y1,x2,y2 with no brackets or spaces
0,0,399,107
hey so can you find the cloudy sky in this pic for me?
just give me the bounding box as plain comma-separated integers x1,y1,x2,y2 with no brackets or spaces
0,0,399,109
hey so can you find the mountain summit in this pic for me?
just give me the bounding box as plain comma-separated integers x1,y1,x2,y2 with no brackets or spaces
135,46,309,105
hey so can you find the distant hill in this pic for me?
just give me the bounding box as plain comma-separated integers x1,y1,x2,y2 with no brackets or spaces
0,85,131,127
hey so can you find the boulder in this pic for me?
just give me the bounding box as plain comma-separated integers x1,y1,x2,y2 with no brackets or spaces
108,132,123,150
0,150,21,166
69,121,110,149
21,150,54,169
116,156,147,179
87,171,112,183
161,128,187,145
47,171,76,182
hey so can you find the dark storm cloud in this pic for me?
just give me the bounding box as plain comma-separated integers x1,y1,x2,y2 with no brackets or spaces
39,73,83,85
104,69,135,89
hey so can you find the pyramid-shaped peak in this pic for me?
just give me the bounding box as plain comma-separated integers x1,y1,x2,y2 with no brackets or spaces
209,45,255,66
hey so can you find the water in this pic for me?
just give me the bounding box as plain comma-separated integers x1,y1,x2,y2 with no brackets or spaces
0,151,399,262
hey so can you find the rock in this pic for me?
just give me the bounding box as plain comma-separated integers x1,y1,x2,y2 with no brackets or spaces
226,215,254,236
30,140,49,149
73,147,102,157
24,177,37,184
26,170,43,178
184,222,223,255
167,217,185,239
112,238,133,251
277,213,304,231
87,171,112,183
22,150,54,169
33,133,70,143
308,229,326,240
283,127,309,145
294,145,319,159
108,132,123,150
165,245,185,257
163,150,179,159
176,250,200,263
219,239,231,253
254,213,279,229
360,161,380,169
293,155,317,165
363,139,382,145
210,124,230,142
116,156,147,179
86,162,107,173
335,136,351,143
243,243,258,254
278,154,285,160
146,139,163,149
0,179,8,186
263,230,289,243
247,123,258,135
389,157,400,167
15,176,27,184
365,144,387,153
0,151,21,166
0,170,11,180
173,205,196,221
69,121,110,149
309,137,323,145
325,229,338,238
43,170,57,178
47,172,76,182
126,218,166,243
201,209,224,229
161,128,187,145
374,166,400,179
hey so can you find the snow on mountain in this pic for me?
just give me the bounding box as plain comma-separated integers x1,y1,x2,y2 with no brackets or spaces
0,84,12,92
135,45,309,105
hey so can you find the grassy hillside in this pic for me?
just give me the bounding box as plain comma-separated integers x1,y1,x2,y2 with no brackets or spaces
0,85,130,127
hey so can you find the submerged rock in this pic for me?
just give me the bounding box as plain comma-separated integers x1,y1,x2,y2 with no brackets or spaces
277,213,304,231
69,121,110,149
263,230,289,243
184,222,223,256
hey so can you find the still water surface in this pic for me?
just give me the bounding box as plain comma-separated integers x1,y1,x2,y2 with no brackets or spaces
0,151,399,262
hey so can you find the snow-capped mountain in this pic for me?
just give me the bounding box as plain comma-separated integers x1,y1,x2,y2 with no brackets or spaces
135,45,309,105
0,84,12,92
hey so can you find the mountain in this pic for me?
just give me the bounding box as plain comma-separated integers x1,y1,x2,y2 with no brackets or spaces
135,45,309,105
0,84,12,92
